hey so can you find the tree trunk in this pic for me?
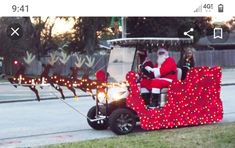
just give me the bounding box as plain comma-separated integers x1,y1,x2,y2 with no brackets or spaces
82,18,98,54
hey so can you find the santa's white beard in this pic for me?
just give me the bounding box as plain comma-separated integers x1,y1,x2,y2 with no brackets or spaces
157,55,168,66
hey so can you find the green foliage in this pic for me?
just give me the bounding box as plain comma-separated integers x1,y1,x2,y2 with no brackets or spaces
126,17,212,38
69,17,111,53
43,123,235,148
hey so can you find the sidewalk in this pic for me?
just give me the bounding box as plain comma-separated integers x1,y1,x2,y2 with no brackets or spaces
221,68,235,85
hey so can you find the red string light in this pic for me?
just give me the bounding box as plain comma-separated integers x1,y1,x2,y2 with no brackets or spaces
126,66,223,130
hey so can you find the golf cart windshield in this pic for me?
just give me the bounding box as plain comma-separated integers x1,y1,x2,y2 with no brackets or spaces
107,47,136,82
107,37,193,82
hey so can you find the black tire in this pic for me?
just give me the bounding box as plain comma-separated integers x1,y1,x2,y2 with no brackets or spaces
109,108,136,135
87,106,108,130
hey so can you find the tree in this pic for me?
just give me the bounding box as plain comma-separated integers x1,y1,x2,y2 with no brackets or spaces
0,17,35,74
222,16,235,31
0,17,60,74
70,17,111,53
31,17,58,56
126,17,212,39
0,17,34,56
0,17,60,57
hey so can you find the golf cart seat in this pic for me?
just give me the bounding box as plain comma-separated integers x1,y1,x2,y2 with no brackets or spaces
160,68,182,107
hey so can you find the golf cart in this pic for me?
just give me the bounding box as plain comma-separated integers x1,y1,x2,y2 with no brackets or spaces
87,38,223,135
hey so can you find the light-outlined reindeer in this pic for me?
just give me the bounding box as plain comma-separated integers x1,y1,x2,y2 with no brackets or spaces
67,54,86,95
8,51,42,101
73,55,101,94
8,50,107,101
8,51,61,101
49,51,72,99
37,52,58,87
50,53,87,98
50,54,101,97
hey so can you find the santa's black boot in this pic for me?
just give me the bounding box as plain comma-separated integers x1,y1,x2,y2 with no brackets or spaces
148,94,160,109
141,93,151,106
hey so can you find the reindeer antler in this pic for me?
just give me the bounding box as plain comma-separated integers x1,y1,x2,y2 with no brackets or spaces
58,41,69,51
48,52,58,65
59,51,71,64
23,51,35,65
75,54,85,68
85,56,95,68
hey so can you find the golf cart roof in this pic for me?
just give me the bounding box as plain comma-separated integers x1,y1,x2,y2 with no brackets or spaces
106,37,193,82
107,37,193,47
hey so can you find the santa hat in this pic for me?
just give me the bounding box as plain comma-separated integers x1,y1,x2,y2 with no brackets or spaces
157,48,169,56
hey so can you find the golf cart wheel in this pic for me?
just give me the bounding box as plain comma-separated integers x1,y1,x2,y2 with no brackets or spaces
87,106,108,130
109,108,136,135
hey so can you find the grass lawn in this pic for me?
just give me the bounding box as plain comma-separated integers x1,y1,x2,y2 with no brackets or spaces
43,122,235,148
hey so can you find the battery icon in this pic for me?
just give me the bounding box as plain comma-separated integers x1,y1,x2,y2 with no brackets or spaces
218,4,223,13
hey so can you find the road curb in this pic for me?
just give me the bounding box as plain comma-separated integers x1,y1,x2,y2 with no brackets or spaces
0,94,91,104
0,82,10,85
221,83,235,86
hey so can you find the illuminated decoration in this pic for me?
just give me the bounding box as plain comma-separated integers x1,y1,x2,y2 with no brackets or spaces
8,66,41,101
8,65,108,101
126,66,223,130
8,51,56,101
9,57,107,101
13,60,19,65
107,38,193,47
8,50,108,101
110,17,122,34
48,69,107,98
8,63,53,101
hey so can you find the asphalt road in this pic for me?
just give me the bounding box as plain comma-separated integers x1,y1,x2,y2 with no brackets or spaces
0,68,235,148
0,93,117,148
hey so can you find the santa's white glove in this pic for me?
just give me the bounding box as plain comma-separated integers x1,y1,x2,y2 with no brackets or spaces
152,68,160,78
145,66,153,72
145,66,161,78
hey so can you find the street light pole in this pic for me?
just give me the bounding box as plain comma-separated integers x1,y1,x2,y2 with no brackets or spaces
122,17,126,38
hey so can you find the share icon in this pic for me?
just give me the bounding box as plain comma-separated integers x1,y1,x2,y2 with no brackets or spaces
183,28,194,40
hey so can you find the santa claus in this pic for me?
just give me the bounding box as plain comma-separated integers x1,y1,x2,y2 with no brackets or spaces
140,48,177,108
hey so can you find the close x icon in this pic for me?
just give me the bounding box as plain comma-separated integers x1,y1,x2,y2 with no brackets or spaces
7,23,23,40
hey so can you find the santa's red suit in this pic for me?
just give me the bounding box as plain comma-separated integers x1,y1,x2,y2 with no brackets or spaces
140,49,177,94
